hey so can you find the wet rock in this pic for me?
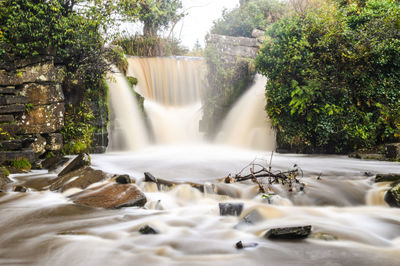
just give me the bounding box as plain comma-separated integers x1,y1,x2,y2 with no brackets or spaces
0,95,28,105
45,133,63,151
236,209,264,227
264,225,312,240
13,185,27,192
139,225,159,235
0,104,25,114
41,156,69,171
0,150,35,164
57,153,90,177
219,202,244,216
144,172,157,183
384,183,400,208
115,175,131,184
50,166,108,192
0,138,34,151
375,174,400,183
0,61,64,86
235,240,258,249
69,183,147,209
0,114,14,123
0,168,12,190
20,83,64,105
19,103,64,134
31,135,47,155
385,143,400,159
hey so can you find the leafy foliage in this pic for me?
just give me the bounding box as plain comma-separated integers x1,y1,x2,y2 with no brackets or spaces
121,0,184,37
211,0,285,37
10,158,32,171
256,0,400,153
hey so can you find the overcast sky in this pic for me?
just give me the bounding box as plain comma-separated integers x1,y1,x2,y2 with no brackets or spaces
175,0,240,49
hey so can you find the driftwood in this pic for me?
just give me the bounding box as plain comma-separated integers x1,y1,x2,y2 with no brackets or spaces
220,152,305,194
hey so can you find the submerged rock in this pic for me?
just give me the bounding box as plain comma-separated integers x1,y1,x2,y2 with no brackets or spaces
69,183,147,209
384,183,400,208
236,209,264,228
114,174,131,184
219,202,244,216
50,166,109,192
57,153,90,177
13,185,27,192
264,225,312,240
41,156,69,171
235,240,258,249
139,225,159,235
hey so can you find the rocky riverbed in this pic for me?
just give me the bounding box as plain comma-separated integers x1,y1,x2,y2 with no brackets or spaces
1,145,400,266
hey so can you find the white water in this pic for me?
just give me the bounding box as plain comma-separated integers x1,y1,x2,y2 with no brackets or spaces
107,69,149,151
2,57,400,265
217,75,276,150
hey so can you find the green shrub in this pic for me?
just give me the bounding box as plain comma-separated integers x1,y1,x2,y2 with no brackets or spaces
256,0,400,153
211,0,285,37
10,158,32,171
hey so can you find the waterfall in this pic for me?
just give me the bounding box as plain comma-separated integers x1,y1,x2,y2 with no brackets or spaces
126,56,205,144
108,57,275,151
107,68,149,151
216,75,276,150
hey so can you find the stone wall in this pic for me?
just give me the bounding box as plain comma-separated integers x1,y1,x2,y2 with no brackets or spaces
201,32,263,135
0,56,65,163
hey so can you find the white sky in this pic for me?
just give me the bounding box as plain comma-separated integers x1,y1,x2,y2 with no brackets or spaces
175,0,240,49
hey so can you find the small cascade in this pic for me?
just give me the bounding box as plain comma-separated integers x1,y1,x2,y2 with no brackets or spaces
127,57,204,105
217,75,276,150
107,68,149,151
126,57,206,145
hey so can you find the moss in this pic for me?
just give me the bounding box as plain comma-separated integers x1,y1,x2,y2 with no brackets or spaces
1,166,10,177
10,158,32,171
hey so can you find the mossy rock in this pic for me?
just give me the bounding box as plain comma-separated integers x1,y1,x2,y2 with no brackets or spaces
385,183,400,208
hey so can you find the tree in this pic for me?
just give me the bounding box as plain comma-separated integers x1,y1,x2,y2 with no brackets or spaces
120,0,184,37
256,0,400,153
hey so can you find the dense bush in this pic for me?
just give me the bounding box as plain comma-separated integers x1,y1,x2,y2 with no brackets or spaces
256,0,400,153
211,0,285,37
113,34,188,56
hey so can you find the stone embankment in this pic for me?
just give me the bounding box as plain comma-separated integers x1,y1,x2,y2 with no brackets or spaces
0,56,65,163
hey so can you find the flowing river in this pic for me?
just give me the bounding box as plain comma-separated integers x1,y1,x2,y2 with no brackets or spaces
1,57,399,266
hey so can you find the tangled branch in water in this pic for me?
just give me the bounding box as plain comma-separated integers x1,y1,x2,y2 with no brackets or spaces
221,152,305,194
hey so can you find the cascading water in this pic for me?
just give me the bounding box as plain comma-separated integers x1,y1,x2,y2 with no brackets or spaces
107,68,149,151
217,74,276,150
4,56,400,266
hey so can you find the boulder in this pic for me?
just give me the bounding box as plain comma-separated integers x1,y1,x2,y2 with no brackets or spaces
385,143,400,159
0,138,34,151
0,62,64,86
41,156,69,171
20,83,64,105
57,153,90,177
50,166,107,192
114,174,131,184
13,185,27,192
384,183,400,207
264,225,312,240
219,202,244,216
69,183,147,209
19,103,64,134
